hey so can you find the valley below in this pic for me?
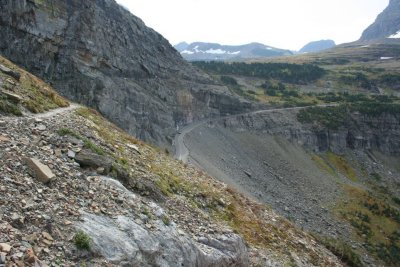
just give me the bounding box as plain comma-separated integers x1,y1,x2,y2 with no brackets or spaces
174,102,400,266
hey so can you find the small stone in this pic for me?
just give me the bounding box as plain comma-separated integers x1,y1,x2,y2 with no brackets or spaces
54,149,62,157
0,135,10,142
244,171,252,177
6,78,15,85
24,248,36,264
25,158,55,183
64,220,72,226
0,243,11,253
96,167,105,174
0,120,5,127
42,239,53,247
42,232,53,241
36,124,46,131
0,252,5,264
127,144,140,154
284,207,290,212
67,150,76,159
11,213,25,229
0,89,23,103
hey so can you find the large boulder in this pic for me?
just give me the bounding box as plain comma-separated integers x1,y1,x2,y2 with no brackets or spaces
76,212,249,267
75,150,114,173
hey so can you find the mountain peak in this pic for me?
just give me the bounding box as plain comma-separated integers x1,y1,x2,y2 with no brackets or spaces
360,0,400,41
299,40,336,53
174,42,292,61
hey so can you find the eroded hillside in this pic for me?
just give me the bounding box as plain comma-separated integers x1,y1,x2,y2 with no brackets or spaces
180,45,400,266
0,55,348,266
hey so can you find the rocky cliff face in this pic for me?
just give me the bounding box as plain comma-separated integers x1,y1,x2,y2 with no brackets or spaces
222,109,400,156
360,0,400,41
0,0,251,146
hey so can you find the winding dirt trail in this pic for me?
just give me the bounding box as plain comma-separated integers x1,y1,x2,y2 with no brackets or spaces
1,103,80,121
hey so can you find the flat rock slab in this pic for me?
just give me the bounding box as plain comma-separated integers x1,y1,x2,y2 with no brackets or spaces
0,243,11,253
25,158,55,183
75,150,113,173
76,212,249,267
0,135,10,142
0,89,23,103
0,64,21,81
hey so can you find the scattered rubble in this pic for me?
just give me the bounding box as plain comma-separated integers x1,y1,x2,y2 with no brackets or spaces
0,106,344,266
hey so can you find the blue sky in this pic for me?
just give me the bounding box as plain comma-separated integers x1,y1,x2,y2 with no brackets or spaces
116,0,389,50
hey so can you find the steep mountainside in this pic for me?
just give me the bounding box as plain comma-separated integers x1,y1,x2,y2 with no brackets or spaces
360,0,400,41
181,105,400,266
299,40,336,53
175,42,293,61
0,55,346,266
0,0,252,147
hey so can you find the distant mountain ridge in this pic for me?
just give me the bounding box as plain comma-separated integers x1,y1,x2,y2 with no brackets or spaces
175,42,293,61
299,40,336,53
360,0,400,41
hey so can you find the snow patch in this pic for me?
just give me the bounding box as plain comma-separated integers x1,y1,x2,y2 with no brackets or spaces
388,30,400,39
181,50,194,55
228,51,241,55
380,57,393,60
361,45,370,48
205,48,227,54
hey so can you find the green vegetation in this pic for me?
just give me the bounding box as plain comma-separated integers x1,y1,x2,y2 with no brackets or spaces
57,127,105,155
339,72,373,89
193,61,326,84
379,73,400,88
327,152,358,182
162,215,171,226
370,173,382,181
220,75,238,85
337,185,400,265
297,106,347,129
297,94,400,130
0,95,22,115
312,234,364,267
311,154,336,177
0,56,69,115
74,230,91,250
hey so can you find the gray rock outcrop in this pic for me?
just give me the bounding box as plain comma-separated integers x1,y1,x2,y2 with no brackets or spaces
222,110,400,156
360,0,400,41
77,212,249,267
75,149,114,173
0,0,251,146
